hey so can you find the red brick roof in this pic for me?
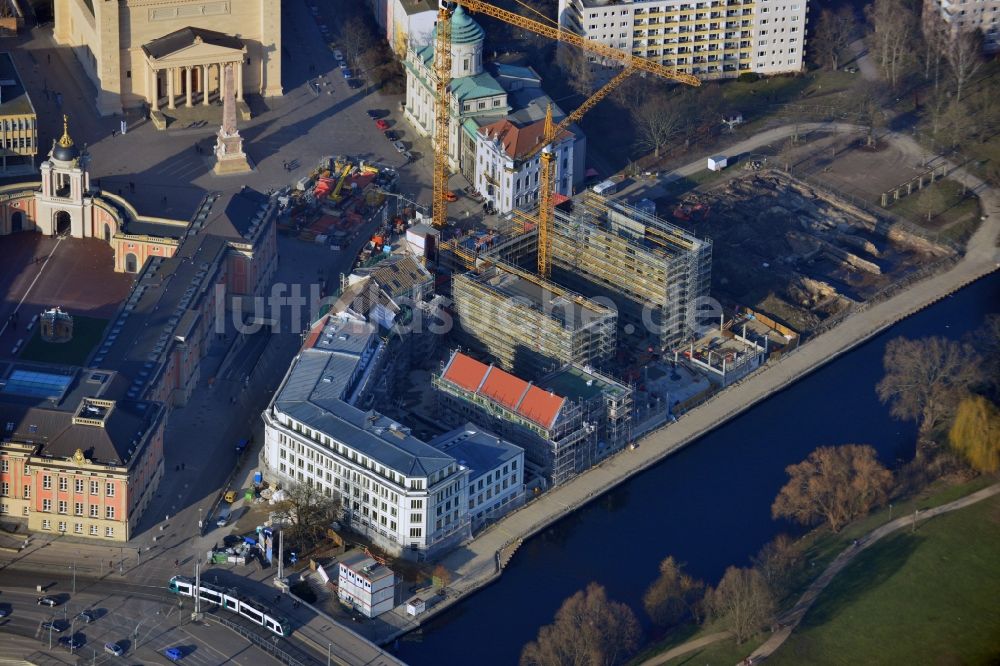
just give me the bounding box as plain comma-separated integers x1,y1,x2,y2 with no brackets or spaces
440,352,565,429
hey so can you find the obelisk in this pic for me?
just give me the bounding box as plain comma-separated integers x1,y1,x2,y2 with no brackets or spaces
213,62,251,174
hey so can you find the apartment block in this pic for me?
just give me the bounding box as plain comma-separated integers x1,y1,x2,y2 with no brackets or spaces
557,0,808,80
924,0,1000,52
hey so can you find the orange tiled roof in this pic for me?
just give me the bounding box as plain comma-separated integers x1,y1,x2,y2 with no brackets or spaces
478,118,573,161
440,352,565,429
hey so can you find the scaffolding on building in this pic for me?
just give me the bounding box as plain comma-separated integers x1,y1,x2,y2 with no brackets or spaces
451,260,617,378
541,193,712,351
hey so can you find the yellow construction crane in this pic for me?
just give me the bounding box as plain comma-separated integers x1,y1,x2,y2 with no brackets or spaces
431,0,701,275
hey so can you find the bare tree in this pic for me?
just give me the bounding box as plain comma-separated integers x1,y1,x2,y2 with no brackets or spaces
866,0,918,89
811,7,856,71
520,583,642,666
771,444,893,533
705,567,776,644
947,30,984,102
920,12,948,91
634,93,688,159
556,45,594,96
643,556,705,627
876,336,984,438
751,534,798,595
341,16,376,66
272,482,341,550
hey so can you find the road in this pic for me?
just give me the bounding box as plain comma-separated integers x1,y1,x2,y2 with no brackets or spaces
0,571,283,665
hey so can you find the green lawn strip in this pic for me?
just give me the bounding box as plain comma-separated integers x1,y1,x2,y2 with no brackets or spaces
769,493,1000,666
18,315,108,366
884,179,981,232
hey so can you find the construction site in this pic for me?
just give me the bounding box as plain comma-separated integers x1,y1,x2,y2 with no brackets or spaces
661,170,957,334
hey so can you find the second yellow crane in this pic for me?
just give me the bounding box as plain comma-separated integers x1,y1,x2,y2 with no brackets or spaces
431,0,701,278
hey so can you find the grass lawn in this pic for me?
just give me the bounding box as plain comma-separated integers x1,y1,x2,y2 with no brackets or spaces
884,179,981,240
770,492,1000,666
18,315,108,366
660,636,760,666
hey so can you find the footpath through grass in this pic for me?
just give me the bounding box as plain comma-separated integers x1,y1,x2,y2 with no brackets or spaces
770,491,1000,666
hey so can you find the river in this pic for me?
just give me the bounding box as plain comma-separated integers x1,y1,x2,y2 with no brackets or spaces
394,272,1000,666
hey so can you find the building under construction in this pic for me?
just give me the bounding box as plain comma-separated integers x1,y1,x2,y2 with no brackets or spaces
434,351,633,487
545,193,712,352
452,260,617,379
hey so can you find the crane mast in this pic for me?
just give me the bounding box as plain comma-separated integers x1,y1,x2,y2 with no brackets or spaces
431,0,701,257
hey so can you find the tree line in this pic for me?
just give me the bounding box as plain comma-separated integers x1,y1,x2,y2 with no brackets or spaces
520,314,998,665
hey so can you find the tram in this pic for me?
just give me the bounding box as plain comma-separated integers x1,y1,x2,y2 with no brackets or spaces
167,576,290,637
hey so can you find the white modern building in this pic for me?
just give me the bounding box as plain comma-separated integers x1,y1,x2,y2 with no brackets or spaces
475,118,575,214
428,424,525,531
556,0,808,80
923,0,1000,52
337,552,396,618
262,314,471,559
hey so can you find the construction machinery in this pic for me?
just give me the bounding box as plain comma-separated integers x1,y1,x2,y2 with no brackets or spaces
430,0,701,278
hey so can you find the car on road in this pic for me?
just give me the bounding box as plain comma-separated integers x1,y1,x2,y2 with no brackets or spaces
392,140,407,154
105,642,125,656
339,60,348,70
76,610,95,623
37,596,59,607
383,130,399,142
375,119,389,130
164,646,184,661
0,607,10,618
223,489,237,504
42,621,66,633
59,635,84,650
333,49,344,61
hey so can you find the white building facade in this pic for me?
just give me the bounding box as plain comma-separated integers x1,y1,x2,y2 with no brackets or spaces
403,6,508,174
262,315,471,559
556,0,808,80
428,424,526,531
924,0,1000,52
475,118,575,214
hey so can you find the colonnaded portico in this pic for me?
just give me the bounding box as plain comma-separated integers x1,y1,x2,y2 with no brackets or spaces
142,27,251,129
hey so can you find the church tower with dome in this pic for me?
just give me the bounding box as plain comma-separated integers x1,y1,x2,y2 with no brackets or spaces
36,115,94,238
403,6,509,180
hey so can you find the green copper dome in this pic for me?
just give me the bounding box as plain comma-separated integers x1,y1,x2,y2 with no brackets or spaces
439,6,485,45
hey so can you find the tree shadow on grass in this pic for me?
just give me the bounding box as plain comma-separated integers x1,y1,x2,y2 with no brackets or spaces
798,530,923,630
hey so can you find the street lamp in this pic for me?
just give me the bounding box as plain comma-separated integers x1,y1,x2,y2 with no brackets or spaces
71,562,76,595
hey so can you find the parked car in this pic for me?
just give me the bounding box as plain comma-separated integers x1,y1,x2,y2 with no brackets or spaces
365,110,379,119
333,49,344,61
59,635,84,649
392,141,407,154
0,607,10,618
375,119,389,131
37,596,59,607
76,610,95,623
444,191,459,202
383,130,399,142
42,621,66,633
342,69,352,79
164,646,184,661
104,642,125,656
